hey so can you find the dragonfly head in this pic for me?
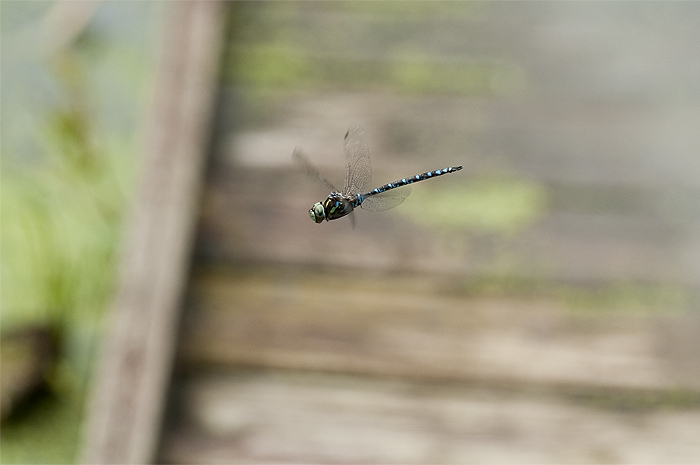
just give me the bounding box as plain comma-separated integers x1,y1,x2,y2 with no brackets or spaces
309,202,326,223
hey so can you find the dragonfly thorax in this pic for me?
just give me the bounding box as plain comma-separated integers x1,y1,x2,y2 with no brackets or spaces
308,192,358,223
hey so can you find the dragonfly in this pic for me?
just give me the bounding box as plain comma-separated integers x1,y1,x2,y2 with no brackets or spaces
293,126,462,224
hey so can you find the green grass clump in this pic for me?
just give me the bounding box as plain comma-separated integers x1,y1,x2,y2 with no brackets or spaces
401,177,550,236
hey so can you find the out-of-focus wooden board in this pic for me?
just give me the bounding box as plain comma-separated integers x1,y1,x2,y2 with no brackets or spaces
155,3,700,464
177,265,700,393
196,161,700,286
81,2,226,463
159,371,700,464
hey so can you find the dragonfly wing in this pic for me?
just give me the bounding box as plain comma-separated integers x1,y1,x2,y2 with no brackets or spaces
293,147,337,192
360,186,411,212
343,126,372,195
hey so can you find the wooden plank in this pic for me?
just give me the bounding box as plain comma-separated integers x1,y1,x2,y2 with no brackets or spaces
158,371,700,464
177,265,700,393
80,2,225,463
195,162,700,286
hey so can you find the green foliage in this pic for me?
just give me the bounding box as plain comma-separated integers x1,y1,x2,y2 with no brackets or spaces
401,177,550,236
460,275,691,317
1,70,127,332
225,2,517,98
0,390,83,464
0,93,129,465
229,43,516,97
557,282,692,317
1,2,156,462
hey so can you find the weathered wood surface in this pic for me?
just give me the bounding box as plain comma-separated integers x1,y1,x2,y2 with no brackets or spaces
156,3,700,464
160,371,700,464
81,2,226,464
177,266,700,393
196,160,700,286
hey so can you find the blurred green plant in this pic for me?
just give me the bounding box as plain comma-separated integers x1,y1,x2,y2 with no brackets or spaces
2,51,127,335
0,61,128,462
224,1,521,109
229,42,518,98
401,177,550,236
0,3,154,460
0,389,84,464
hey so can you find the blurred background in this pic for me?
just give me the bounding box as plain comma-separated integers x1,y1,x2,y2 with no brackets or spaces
3,1,700,464
1,1,162,462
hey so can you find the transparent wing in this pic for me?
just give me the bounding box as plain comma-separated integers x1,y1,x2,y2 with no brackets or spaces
343,126,372,195
292,146,337,192
360,186,411,212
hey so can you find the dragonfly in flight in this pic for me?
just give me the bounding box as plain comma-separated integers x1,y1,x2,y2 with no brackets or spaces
293,126,462,224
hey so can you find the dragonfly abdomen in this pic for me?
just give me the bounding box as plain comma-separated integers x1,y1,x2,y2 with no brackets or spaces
361,165,463,200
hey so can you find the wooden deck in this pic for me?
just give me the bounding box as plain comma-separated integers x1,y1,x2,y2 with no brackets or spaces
84,2,700,463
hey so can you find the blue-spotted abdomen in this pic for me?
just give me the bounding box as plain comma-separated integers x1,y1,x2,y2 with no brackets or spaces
361,165,462,200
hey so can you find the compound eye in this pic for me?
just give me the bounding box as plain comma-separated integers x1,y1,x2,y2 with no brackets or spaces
309,202,325,223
